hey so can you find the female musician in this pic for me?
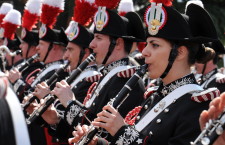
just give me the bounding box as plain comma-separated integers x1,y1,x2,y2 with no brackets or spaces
69,0,221,144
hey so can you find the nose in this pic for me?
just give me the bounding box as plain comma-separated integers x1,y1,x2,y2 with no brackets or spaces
89,39,95,50
19,44,22,49
63,51,69,60
142,45,150,58
36,44,40,51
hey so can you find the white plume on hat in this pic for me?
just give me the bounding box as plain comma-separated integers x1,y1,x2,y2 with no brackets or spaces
84,0,95,4
25,0,42,15
185,0,204,13
118,0,134,15
41,0,65,10
0,3,13,14
3,9,21,25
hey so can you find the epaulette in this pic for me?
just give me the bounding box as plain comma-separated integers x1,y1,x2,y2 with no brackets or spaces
216,73,225,83
85,74,102,83
191,87,220,103
144,86,158,99
117,67,136,78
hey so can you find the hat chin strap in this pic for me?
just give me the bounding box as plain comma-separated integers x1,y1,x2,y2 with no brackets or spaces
199,63,207,85
77,48,85,66
25,44,31,59
102,37,117,65
160,44,178,79
43,42,53,63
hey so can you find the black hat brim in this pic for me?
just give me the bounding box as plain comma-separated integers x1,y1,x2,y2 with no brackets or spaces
122,12,146,42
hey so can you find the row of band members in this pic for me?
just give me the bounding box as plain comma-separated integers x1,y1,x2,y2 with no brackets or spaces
0,1,225,145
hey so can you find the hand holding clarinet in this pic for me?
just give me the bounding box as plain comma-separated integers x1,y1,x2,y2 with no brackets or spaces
192,93,225,145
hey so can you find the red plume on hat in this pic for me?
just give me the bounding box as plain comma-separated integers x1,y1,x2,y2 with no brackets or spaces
22,0,42,31
95,0,121,9
150,0,173,7
40,0,65,28
118,0,134,16
73,0,97,26
0,3,13,27
2,9,21,40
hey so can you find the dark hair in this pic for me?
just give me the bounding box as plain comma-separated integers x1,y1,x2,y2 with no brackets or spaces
124,39,133,53
109,36,133,54
195,46,216,64
171,41,215,65
0,99,16,145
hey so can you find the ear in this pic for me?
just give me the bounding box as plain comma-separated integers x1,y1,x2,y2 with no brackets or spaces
115,38,124,50
52,44,58,50
176,46,188,61
84,48,91,57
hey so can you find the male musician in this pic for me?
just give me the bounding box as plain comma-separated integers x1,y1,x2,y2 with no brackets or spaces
8,29,44,98
1,9,23,71
19,0,68,101
20,0,69,144
30,22,101,144
53,8,146,143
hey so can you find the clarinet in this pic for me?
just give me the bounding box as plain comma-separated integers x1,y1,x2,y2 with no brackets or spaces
22,61,70,110
190,111,225,145
26,53,96,125
18,53,39,72
0,45,22,56
77,64,148,145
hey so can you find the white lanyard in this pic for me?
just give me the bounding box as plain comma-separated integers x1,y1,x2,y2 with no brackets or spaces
135,84,203,132
31,63,63,87
201,74,216,88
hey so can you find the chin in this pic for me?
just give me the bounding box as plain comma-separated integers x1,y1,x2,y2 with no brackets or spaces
149,73,160,80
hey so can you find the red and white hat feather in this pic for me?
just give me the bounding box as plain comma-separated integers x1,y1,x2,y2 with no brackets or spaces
0,3,13,27
118,0,134,16
40,0,65,28
95,0,121,9
22,0,42,31
150,0,173,7
2,9,21,40
73,0,97,26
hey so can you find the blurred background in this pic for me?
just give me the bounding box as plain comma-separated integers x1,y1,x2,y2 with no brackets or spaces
0,0,224,43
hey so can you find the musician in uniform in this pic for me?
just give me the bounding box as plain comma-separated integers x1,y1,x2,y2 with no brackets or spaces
1,9,23,71
32,23,100,144
69,0,222,144
20,0,68,101
20,0,69,145
24,1,99,145
184,1,225,94
7,0,44,100
53,2,146,143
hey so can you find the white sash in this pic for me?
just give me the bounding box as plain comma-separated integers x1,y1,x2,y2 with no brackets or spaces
201,74,216,88
135,84,203,132
6,87,31,145
70,70,101,88
85,65,133,108
31,63,63,87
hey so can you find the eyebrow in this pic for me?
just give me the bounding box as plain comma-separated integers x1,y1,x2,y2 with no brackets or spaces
149,40,159,43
